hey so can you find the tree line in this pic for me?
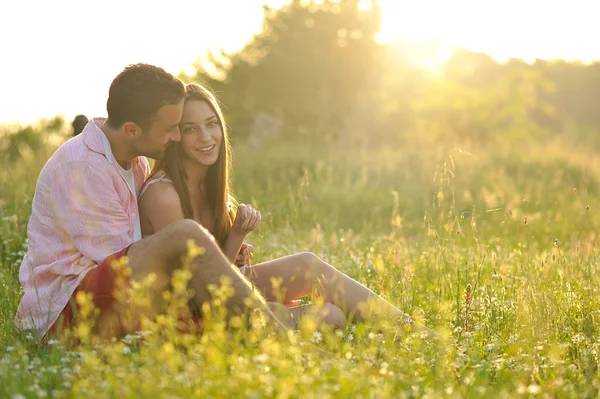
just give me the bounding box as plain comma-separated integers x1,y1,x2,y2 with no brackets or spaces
183,0,600,149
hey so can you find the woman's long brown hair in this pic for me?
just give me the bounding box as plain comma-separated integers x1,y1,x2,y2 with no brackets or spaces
151,83,235,246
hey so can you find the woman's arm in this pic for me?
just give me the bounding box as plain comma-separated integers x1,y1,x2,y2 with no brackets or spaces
221,203,262,264
222,230,246,263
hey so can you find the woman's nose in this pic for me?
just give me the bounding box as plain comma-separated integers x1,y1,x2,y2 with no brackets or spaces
198,127,211,141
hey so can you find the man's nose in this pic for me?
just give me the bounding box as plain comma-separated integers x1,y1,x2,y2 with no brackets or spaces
171,126,181,142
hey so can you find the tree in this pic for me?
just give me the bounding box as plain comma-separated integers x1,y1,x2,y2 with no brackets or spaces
186,0,382,142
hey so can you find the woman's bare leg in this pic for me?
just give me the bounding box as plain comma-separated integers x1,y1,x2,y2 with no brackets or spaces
289,303,347,329
267,302,346,330
252,252,421,327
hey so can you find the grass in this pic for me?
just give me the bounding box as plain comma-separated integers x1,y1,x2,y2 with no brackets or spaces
1,129,600,398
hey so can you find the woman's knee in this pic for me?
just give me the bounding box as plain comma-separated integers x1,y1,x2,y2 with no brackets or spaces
296,251,320,266
170,219,214,243
151,220,219,268
296,252,337,279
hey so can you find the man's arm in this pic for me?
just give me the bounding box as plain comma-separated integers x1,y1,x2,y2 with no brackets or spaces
49,161,134,264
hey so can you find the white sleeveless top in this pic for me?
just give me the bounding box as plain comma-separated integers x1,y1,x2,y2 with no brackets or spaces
139,170,174,200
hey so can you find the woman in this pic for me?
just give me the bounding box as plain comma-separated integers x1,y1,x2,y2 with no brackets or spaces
139,83,424,331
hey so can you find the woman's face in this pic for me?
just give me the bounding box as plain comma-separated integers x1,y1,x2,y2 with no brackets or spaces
179,100,222,168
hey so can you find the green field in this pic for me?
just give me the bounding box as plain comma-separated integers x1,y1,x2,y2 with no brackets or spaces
2,127,600,398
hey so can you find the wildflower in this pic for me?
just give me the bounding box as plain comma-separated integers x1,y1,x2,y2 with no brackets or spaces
527,384,542,395
572,334,585,344
483,343,494,352
346,334,354,343
379,362,389,375
253,353,269,363
123,347,131,355
311,331,322,344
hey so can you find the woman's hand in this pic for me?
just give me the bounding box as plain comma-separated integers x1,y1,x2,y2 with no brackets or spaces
235,243,254,267
236,243,257,280
231,203,261,236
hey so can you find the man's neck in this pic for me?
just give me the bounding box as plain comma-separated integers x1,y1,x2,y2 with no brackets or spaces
99,121,134,169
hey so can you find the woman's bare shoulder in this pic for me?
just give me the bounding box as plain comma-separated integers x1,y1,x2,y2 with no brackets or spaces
139,180,185,233
139,180,181,213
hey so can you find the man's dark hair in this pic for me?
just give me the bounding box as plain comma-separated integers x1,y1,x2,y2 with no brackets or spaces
106,64,185,130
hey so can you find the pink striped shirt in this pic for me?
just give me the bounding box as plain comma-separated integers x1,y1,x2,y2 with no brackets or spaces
15,118,150,338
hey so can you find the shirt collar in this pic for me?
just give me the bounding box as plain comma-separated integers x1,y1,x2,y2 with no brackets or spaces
82,117,132,170
82,117,110,158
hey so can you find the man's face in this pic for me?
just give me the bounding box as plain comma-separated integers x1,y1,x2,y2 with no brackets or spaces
133,101,183,159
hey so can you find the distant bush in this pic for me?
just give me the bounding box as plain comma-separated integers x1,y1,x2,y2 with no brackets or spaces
0,116,65,164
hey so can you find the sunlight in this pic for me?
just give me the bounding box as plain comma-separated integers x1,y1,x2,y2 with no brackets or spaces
437,46,453,64
0,0,598,125
377,0,598,63
357,0,373,12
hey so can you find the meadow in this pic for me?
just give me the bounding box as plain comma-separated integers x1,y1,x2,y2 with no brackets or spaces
2,124,600,398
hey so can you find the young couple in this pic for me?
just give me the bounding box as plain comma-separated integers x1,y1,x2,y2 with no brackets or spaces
16,64,426,340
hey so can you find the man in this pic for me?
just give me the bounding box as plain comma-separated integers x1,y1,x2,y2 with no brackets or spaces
16,64,280,340
71,114,88,136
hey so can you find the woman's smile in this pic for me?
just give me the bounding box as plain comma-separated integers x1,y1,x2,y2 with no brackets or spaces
196,144,217,155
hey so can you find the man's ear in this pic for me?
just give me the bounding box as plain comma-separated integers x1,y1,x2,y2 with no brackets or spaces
122,122,142,140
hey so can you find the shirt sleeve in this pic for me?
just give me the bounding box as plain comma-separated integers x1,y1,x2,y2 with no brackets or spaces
48,160,133,264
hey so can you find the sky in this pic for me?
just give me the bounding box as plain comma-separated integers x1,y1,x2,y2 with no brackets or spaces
0,0,597,125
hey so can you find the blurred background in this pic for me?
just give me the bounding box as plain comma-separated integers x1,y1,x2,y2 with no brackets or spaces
1,0,599,241
1,0,597,142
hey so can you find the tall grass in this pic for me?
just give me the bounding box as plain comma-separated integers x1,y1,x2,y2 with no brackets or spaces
1,128,600,398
